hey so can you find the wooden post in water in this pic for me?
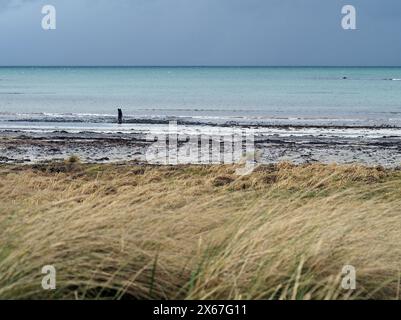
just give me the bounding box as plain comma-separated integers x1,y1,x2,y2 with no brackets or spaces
118,108,123,124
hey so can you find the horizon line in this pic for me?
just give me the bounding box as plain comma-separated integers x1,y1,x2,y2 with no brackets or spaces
1,65,401,68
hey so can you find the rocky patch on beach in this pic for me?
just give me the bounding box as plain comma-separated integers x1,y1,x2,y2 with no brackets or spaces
0,129,400,167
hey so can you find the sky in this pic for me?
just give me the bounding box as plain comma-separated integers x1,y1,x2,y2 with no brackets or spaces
0,0,400,66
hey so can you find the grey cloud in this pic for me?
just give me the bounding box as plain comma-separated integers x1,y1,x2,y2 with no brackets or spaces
0,0,400,66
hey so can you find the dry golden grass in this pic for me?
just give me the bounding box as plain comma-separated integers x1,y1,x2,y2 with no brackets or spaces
0,161,401,300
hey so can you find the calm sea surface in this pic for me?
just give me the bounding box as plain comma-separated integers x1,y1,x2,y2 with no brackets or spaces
1,67,401,128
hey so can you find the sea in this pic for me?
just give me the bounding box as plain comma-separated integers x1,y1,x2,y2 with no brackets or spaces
1,67,401,136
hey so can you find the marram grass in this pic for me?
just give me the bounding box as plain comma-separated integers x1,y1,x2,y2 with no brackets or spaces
0,161,401,300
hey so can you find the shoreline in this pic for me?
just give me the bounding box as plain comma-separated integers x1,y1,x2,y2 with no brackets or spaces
3,116,401,129
1,126,400,167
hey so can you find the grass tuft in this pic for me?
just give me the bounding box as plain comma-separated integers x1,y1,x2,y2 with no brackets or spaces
0,162,400,299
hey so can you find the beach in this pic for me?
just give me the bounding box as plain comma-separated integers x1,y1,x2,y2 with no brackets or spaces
1,67,401,300
1,67,401,167
2,0,401,305
1,123,400,167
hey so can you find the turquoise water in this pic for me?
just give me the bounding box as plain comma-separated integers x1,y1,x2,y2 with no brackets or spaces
1,67,401,126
